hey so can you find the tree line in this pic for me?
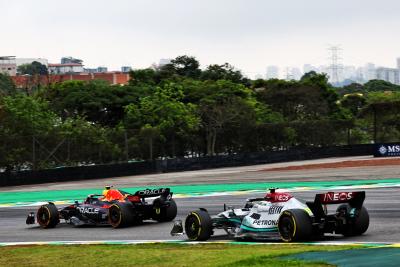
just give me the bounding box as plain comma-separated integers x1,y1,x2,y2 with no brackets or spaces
0,55,399,171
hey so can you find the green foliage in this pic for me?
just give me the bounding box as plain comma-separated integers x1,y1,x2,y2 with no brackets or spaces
0,94,57,135
0,73,16,96
171,55,201,79
359,92,400,143
0,95,59,170
17,61,48,75
340,93,366,117
1,55,400,169
125,82,200,158
40,80,138,126
129,68,158,86
256,73,343,121
363,79,400,92
200,63,245,84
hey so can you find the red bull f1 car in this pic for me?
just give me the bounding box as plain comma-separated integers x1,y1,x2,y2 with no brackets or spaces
171,189,369,242
26,186,177,228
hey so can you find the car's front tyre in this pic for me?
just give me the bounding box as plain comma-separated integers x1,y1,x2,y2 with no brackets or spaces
37,203,59,229
278,209,312,242
185,210,213,241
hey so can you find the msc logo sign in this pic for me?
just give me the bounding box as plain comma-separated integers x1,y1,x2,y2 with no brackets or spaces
376,144,400,157
379,146,387,155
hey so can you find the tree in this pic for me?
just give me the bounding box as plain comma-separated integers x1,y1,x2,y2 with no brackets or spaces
256,73,343,121
193,80,260,155
0,95,58,170
300,71,319,82
363,79,400,92
200,63,245,83
60,116,121,164
129,68,157,86
40,80,138,126
340,93,366,117
0,73,16,96
171,55,201,79
124,82,200,158
336,83,364,96
359,92,400,143
17,61,48,75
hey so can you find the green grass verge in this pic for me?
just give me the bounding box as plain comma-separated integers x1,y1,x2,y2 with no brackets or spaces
0,243,355,267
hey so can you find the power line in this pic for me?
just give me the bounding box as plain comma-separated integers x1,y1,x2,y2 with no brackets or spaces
327,45,343,84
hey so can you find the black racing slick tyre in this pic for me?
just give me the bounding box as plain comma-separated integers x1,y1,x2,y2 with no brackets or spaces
108,202,134,228
337,204,369,236
278,209,312,242
152,198,177,222
37,203,59,228
184,210,213,241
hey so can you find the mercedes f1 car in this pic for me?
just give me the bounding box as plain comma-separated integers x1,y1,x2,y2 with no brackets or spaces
26,186,177,228
171,189,369,242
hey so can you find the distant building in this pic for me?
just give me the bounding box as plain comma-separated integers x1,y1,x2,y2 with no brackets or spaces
61,57,83,65
290,67,303,80
84,66,110,73
96,66,108,73
342,66,357,81
15,58,48,67
48,57,84,74
12,72,130,87
363,63,376,82
266,65,279,79
159,58,172,67
376,67,399,85
48,63,84,74
0,56,17,76
121,66,132,73
83,68,98,73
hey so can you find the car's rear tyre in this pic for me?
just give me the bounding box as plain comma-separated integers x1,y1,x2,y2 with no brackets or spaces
337,204,369,236
278,209,312,242
37,203,59,228
185,210,213,241
108,202,134,228
152,198,177,222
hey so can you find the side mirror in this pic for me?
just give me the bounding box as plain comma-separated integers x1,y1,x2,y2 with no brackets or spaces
170,220,184,236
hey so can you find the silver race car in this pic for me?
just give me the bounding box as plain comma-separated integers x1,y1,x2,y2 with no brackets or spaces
171,189,369,242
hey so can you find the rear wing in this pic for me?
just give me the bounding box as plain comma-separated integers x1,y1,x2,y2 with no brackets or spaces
306,191,365,219
133,188,172,198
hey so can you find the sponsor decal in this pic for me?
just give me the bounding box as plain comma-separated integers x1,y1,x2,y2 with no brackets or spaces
252,219,277,226
375,144,400,157
76,207,100,214
388,145,400,153
266,192,292,202
250,213,261,220
379,146,388,155
322,192,353,203
268,205,283,215
137,188,166,196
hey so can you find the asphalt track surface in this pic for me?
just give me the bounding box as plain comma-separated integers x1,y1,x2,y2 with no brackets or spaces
0,156,400,243
0,187,399,243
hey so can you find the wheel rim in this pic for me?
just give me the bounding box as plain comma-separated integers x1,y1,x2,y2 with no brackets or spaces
37,207,50,226
279,216,294,241
109,206,121,226
185,215,200,240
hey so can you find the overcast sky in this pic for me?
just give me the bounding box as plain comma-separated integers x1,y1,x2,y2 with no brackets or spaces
1,0,399,77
